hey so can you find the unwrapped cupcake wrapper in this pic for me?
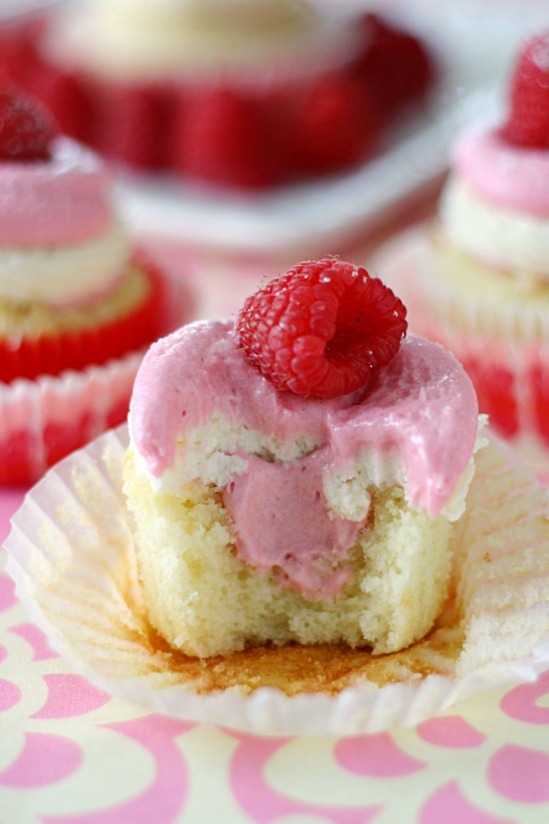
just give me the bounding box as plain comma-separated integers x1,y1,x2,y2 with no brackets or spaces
4,425,549,736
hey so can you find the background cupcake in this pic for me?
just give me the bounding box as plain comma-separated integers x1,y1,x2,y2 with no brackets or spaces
0,0,435,190
385,32,549,468
0,83,190,485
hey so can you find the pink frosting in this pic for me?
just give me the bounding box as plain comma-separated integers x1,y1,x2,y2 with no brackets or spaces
452,124,549,217
130,320,478,597
0,136,115,246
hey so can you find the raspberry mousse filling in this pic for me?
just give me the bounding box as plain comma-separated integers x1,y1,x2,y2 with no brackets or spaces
130,259,480,598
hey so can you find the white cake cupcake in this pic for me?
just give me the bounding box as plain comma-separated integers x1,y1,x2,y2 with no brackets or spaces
6,257,549,734
123,257,485,659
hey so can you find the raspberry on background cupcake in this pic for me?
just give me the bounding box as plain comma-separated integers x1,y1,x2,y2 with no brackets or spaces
0,0,434,190
377,31,549,470
0,83,188,485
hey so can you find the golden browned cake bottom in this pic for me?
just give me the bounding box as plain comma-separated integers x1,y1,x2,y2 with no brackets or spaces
139,620,463,695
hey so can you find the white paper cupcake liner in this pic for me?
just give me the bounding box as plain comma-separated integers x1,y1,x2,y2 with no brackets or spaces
4,425,549,736
0,266,193,485
423,228,549,343
375,226,549,342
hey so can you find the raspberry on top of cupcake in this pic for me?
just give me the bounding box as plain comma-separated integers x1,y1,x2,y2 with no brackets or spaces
124,257,485,660
0,82,163,383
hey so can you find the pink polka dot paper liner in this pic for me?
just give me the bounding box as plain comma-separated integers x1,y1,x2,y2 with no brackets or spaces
4,425,549,737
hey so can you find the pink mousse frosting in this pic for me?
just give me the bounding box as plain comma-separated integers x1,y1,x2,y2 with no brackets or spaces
0,136,116,246
452,124,549,217
130,320,479,598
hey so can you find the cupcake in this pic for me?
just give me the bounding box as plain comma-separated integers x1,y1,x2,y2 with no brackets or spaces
0,83,178,485
123,257,486,660
406,32,549,462
0,1,434,189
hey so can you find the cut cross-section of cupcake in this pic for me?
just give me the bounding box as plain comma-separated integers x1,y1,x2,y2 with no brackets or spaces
123,259,486,659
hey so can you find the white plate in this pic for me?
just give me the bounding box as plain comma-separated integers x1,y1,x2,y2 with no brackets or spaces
117,85,498,256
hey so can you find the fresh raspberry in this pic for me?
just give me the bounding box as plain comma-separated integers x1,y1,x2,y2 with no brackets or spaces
237,258,407,399
502,31,549,149
0,83,57,161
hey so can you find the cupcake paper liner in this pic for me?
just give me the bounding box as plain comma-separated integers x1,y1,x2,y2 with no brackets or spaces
4,425,549,736
373,226,549,469
0,263,193,486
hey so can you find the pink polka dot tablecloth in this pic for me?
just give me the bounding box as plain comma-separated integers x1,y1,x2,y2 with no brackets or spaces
1,489,549,823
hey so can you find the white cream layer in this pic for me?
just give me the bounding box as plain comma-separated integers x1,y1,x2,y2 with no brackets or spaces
0,221,132,307
440,176,549,283
47,0,362,82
